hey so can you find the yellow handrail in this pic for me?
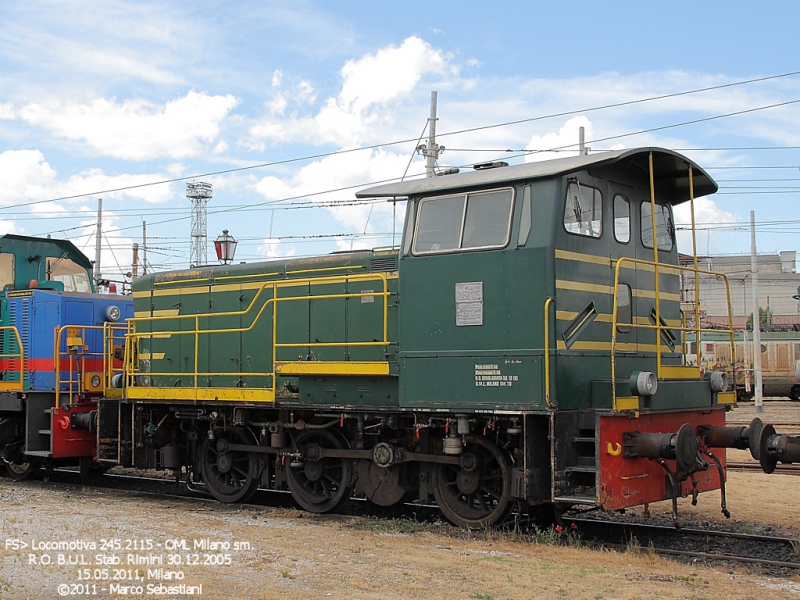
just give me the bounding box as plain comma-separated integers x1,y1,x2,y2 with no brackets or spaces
0,325,24,392
54,325,115,409
543,297,554,407
611,257,736,409
126,272,395,397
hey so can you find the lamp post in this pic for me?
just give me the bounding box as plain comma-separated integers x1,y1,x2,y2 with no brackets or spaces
214,229,237,265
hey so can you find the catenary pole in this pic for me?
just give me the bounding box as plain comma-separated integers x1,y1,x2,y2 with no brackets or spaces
750,210,763,412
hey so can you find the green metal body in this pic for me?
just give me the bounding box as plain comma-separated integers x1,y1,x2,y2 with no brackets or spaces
130,148,722,414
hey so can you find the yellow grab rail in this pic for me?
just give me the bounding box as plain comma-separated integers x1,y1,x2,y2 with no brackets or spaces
543,297,554,407
0,325,24,392
125,272,395,398
610,257,735,410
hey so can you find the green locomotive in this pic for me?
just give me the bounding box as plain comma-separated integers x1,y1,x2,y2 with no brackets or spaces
103,148,800,526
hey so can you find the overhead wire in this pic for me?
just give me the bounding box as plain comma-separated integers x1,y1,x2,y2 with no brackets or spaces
5,69,800,214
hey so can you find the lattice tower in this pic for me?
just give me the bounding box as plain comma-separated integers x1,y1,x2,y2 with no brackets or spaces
187,182,212,267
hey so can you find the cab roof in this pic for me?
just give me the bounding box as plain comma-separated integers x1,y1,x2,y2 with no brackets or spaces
356,147,717,204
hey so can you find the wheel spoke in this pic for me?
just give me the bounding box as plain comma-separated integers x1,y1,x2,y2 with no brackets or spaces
285,429,353,513
200,427,259,503
433,436,511,528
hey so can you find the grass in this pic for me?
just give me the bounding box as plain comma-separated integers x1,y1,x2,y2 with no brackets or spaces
351,517,427,535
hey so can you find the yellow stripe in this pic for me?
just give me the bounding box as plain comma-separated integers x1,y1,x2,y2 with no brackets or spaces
660,365,700,379
286,265,364,275
125,387,275,402
615,396,639,411
556,340,664,352
214,272,280,282
133,309,180,318
555,250,683,275
275,361,390,376
556,312,681,328
211,283,243,293
138,352,165,360
555,249,612,266
557,310,613,323
153,286,207,297
555,279,614,295
557,279,681,303
132,290,150,299
633,288,681,302
717,391,737,405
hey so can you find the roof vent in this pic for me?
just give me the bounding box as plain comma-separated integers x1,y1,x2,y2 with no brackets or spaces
473,161,509,171
436,167,460,176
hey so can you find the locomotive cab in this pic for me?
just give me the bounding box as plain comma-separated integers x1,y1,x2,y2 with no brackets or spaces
360,148,742,520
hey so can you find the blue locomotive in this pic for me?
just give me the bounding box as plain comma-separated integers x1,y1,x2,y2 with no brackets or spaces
0,234,132,478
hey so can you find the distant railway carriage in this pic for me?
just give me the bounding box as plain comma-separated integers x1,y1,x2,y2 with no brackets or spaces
0,234,132,478
98,147,800,527
687,330,800,401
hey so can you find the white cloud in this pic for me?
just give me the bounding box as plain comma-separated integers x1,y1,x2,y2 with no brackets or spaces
0,149,58,205
0,148,177,220
248,36,448,147
297,81,316,104
258,237,297,259
525,116,593,162
674,196,738,255
271,69,283,88
0,220,19,235
255,146,410,240
12,91,238,160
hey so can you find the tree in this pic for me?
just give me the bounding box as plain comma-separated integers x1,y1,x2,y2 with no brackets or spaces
746,306,773,329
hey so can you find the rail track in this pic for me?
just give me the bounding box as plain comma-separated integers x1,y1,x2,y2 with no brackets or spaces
7,467,800,576
566,517,800,574
727,461,800,475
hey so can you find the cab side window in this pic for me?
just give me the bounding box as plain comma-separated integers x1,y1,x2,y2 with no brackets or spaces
613,194,630,243
641,202,674,251
413,188,514,254
564,181,602,238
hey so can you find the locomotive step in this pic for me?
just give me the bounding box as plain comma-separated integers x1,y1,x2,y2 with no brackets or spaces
564,465,597,473
553,495,596,505
38,429,51,435
24,451,51,457
572,436,596,444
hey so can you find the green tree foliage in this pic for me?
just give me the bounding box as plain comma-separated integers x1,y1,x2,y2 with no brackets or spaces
746,306,773,329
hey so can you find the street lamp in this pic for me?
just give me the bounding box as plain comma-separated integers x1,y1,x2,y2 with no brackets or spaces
214,229,237,265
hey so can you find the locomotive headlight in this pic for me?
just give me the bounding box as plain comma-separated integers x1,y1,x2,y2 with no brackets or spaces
90,375,101,388
709,370,728,393
630,371,658,396
105,305,121,322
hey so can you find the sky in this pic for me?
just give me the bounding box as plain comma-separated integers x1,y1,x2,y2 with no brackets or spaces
1,1,799,285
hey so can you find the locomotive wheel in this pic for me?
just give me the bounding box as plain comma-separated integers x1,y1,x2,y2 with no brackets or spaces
286,429,353,513
433,435,512,528
200,427,261,503
5,458,41,480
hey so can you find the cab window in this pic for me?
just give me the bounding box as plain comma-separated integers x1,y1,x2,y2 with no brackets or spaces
641,202,674,251
47,257,92,292
613,195,630,243
413,188,513,254
0,253,14,289
564,181,602,238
